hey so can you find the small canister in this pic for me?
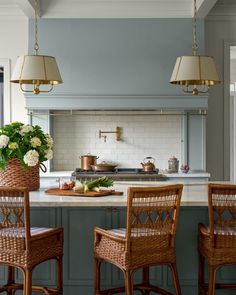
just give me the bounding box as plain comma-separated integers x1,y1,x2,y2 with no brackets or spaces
168,156,179,173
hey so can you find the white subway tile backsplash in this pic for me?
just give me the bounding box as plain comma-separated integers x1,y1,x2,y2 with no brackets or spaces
52,113,182,171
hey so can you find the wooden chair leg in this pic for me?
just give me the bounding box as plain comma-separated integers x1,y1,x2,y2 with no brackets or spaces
124,270,133,295
56,256,63,294
6,266,15,295
208,266,217,295
7,266,14,284
169,263,181,295
23,270,32,295
198,252,205,295
142,267,150,295
95,258,102,295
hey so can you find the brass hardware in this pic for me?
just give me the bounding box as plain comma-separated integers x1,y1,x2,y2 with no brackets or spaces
181,84,210,95
28,110,208,117
99,127,121,142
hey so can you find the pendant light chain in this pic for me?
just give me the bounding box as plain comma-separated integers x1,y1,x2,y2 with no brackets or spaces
10,0,62,94
192,0,198,56
34,0,39,55
170,0,220,93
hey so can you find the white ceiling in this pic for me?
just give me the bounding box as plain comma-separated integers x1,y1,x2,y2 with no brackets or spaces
0,0,223,19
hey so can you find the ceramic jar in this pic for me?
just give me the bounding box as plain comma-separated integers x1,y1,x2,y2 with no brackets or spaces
168,156,179,173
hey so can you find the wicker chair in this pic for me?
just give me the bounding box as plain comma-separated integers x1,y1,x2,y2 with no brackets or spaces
94,184,183,295
198,183,236,295
0,187,63,295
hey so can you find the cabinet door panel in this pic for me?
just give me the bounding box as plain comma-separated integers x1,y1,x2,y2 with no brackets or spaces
62,207,111,286
30,208,58,284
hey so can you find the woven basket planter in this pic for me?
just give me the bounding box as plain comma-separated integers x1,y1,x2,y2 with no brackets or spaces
0,158,40,191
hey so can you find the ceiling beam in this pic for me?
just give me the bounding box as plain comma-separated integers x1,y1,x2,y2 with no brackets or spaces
196,0,218,18
15,0,38,18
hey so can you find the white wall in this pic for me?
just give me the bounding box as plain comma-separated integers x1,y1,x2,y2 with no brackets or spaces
231,59,236,83
52,111,182,171
0,18,29,123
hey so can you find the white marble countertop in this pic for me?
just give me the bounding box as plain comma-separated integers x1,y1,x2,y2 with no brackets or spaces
29,179,214,207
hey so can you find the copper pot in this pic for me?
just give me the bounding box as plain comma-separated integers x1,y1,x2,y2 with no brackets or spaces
91,161,117,172
80,154,99,171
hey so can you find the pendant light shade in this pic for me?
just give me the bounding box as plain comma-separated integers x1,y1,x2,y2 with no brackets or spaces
11,55,62,94
170,55,220,94
170,0,220,95
11,0,62,95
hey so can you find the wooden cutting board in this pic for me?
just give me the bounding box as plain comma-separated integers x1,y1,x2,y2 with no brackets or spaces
45,188,123,197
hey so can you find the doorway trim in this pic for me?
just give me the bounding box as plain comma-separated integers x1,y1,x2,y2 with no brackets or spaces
225,42,236,181
0,58,11,124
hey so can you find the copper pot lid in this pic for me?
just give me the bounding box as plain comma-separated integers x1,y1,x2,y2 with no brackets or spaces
80,154,98,158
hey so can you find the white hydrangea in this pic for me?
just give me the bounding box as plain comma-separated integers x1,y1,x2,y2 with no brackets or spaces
23,150,39,167
45,149,53,160
19,125,34,136
45,134,53,148
30,137,41,148
0,135,9,148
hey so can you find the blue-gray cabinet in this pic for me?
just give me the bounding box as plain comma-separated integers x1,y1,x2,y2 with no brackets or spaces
1,206,235,295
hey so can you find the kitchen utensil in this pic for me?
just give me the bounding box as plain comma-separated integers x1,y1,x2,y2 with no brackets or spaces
168,156,179,173
80,154,99,170
140,157,156,172
91,161,117,172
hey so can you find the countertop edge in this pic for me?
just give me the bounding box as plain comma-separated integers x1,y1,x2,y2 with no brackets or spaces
29,180,214,207
40,171,211,178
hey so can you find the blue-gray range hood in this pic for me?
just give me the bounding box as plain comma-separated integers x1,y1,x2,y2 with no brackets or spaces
25,93,208,110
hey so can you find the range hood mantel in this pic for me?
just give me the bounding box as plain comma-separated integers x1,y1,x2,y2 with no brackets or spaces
25,94,208,110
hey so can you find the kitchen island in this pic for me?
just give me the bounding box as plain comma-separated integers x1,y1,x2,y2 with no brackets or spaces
31,180,208,207
19,179,235,295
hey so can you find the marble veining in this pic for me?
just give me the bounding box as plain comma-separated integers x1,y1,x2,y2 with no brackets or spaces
30,179,212,207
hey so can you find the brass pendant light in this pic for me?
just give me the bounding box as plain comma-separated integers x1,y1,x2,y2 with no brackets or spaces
11,0,63,95
170,0,220,95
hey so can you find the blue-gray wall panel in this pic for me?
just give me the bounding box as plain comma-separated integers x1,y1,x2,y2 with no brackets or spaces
29,19,205,96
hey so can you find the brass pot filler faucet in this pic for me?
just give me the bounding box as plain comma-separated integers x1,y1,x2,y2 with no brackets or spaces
99,127,121,142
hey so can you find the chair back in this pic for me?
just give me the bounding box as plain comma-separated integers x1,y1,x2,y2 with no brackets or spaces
126,184,183,251
0,187,30,250
208,184,236,241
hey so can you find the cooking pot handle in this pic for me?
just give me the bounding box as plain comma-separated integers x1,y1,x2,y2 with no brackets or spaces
143,156,155,163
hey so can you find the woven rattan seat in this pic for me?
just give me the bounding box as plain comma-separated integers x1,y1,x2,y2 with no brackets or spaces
198,184,236,295
0,187,63,295
94,184,183,295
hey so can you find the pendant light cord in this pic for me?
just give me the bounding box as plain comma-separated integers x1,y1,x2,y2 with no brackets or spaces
34,0,39,55
192,0,198,56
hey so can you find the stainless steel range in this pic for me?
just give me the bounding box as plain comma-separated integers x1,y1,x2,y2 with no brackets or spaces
72,168,168,181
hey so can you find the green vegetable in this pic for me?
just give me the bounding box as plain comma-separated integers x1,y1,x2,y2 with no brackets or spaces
73,185,83,192
83,176,113,192
74,176,113,193
91,186,100,192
